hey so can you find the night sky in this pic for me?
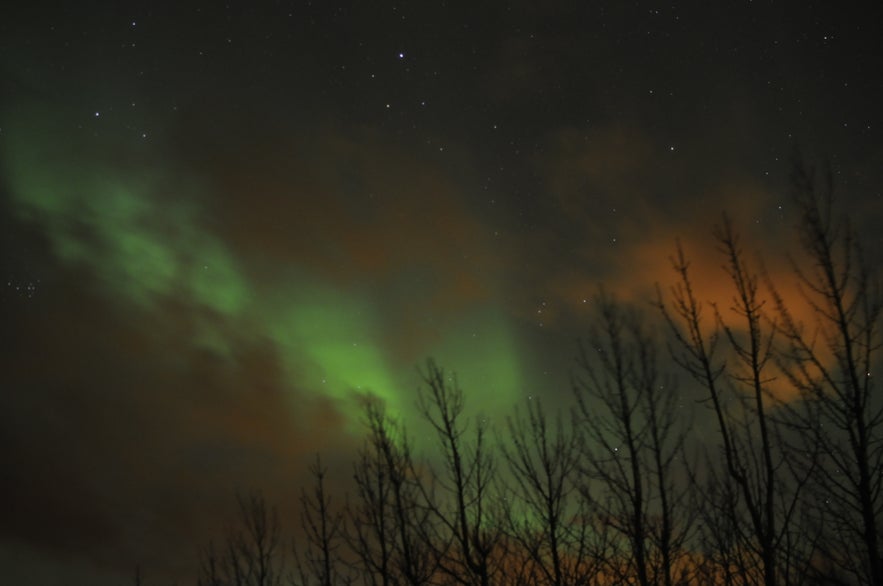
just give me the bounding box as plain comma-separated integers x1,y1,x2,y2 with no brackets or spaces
2,2,882,584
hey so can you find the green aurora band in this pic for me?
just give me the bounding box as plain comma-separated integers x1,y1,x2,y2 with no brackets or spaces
1,106,528,437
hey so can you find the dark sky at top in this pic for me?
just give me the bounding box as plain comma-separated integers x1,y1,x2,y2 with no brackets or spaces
1,2,882,584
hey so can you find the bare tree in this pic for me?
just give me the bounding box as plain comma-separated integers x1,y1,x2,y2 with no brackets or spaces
292,454,350,586
658,217,807,586
198,541,224,586
346,413,395,586
574,291,692,586
198,491,283,586
770,160,883,585
416,359,503,586
501,397,600,585
346,396,438,586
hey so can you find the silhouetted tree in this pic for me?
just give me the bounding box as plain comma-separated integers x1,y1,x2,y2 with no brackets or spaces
501,398,601,585
575,291,692,586
346,397,438,586
292,454,351,586
198,491,283,586
771,160,883,585
658,217,809,585
346,417,394,586
417,359,503,586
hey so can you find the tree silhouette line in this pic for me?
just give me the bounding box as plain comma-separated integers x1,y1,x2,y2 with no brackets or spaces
137,159,881,586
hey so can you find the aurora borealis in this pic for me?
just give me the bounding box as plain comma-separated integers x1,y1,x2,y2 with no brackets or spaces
2,2,882,584
4,102,529,424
